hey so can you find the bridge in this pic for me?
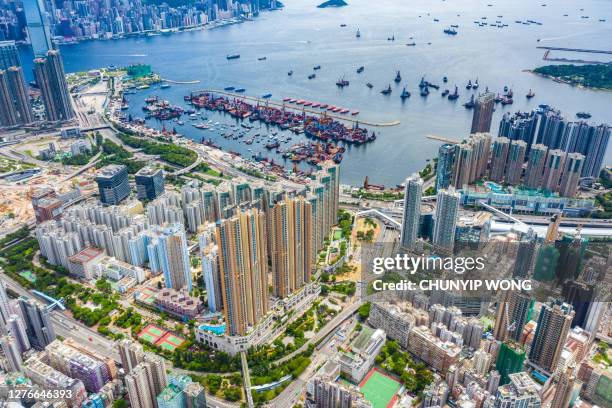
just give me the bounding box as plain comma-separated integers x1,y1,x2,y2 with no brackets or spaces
31,290,66,311
355,208,401,228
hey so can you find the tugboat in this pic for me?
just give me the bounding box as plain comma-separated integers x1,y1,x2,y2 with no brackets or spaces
466,80,472,89
356,29,361,38
400,87,411,99
366,83,374,89
420,85,430,96
357,66,365,73
448,86,459,100
308,74,316,79
576,112,592,119
381,84,392,95
473,78,479,89
394,71,402,83
443,76,448,83
336,77,350,87
463,94,476,108
441,89,450,97
526,89,535,98
288,70,293,76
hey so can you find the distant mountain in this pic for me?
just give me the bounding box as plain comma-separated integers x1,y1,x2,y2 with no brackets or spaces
317,0,347,8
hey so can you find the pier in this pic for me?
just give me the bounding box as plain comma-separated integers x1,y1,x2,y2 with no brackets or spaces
162,78,201,84
195,89,401,127
536,46,612,54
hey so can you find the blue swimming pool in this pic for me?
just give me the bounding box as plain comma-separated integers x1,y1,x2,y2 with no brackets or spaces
199,324,226,335
485,181,504,193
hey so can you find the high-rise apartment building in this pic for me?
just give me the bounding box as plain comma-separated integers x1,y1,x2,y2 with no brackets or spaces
436,143,456,191
471,92,495,134
95,164,131,205
0,280,10,331
0,335,23,372
0,69,18,127
452,133,491,188
7,66,34,124
135,166,165,201
524,144,548,188
493,290,534,342
529,300,574,373
400,174,423,249
496,342,526,385
490,137,510,182
216,209,269,336
505,140,527,185
541,149,566,192
33,50,75,121
498,111,538,150
551,364,576,408
581,124,609,179
7,314,32,353
432,188,460,255
270,197,313,298
118,339,145,374
17,297,55,350
558,152,584,197
146,223,192,291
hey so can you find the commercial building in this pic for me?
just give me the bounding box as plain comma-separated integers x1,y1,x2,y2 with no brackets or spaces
432,188,461,255
33,50,75,121
0,41,20,70
454,211,491,249
471,92,495,134
528,300,574,373
95,164,131,205
135,166,165,201
400,174,423,249
22,0,53,56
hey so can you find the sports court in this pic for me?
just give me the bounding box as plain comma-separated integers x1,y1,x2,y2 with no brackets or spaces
359,368,402,408
155,332,185,352
137,324,165,344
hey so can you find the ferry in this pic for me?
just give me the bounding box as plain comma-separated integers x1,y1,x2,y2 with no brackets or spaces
262,93,272,99
224,86,235,91
226,54,240,60
235,88,246,93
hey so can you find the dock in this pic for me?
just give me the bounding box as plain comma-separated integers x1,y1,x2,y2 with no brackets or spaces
194,89,401,127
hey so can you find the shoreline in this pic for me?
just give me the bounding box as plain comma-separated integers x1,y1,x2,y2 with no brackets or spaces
524,69,612,93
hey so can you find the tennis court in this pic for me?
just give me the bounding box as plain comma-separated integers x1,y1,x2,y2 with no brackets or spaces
155,332,185,352
137,324,165,344
359,368,401,408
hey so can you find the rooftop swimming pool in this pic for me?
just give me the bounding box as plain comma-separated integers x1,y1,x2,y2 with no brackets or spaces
199,323,226,335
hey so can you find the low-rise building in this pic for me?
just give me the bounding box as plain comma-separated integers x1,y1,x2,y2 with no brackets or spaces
154,288,204,321
95,256,146,284
407,326,461,374
67,247,105,280
338,327,386,382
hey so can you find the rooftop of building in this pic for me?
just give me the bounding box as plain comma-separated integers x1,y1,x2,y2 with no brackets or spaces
95,164,127,178
68,246,105,264
135,166,162,177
